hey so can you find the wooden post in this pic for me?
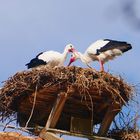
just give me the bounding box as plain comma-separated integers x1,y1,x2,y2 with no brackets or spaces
40,86,75,140
40,92,68,140
45,92,68,129
45,86,75,129
98,103,121,136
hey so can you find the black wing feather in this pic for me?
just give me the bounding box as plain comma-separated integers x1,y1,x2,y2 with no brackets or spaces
25,52,46,69
97,39,132,54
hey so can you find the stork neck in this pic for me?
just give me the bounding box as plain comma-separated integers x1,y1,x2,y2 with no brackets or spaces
77,52,91,63
77,52,84,59
62,47,69,59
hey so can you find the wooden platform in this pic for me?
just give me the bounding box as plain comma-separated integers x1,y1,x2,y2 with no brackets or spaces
0,66,133,139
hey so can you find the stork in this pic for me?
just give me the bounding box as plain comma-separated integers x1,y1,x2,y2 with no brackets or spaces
26,44,75,69
68,39,132,71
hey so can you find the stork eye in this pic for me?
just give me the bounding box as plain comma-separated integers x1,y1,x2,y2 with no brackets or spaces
70,45,72,48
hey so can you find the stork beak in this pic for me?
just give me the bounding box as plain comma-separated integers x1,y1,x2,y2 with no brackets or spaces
68,48,76,52
67,57,75,66
67,59,73,66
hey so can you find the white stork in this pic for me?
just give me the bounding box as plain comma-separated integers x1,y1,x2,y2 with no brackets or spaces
26,44,75,69
68,39,132,71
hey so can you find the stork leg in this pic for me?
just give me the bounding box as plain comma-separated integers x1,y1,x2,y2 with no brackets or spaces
99,60,104,72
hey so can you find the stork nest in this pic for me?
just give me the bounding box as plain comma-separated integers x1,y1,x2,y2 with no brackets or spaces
0,66,133,131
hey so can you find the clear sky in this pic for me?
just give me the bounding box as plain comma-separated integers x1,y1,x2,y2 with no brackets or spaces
0,0,140,139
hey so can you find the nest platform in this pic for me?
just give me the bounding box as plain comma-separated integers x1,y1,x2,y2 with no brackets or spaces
0,66,132,138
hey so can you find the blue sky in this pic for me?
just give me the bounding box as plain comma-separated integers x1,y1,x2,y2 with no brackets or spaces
0,0,140,139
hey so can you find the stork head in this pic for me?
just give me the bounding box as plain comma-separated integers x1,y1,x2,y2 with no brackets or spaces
65,44,76,53
67,52,79,66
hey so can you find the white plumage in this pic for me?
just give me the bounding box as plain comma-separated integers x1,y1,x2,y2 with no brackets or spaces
68,39,132,71
26,44,75,69
85,39,110,55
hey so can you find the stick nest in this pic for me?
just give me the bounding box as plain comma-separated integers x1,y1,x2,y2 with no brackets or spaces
0,66,133,131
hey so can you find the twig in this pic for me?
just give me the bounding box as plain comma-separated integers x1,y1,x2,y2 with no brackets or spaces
0,124,33,134
25,83,38,129
3,118,16,131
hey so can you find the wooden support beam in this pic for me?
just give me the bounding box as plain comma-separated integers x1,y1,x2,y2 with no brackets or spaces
39,129,63,140
45,85,75,130
47,128,115,140
39,92,67,140
45,92,68,129
98,103,121,136
39,86,75,140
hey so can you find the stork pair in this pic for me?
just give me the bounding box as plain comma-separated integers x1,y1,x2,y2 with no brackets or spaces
26,39,132,71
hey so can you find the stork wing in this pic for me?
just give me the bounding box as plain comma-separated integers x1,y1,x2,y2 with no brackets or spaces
85,39,132,56
97,39,132,54
85,39,110,56
38,51,62,63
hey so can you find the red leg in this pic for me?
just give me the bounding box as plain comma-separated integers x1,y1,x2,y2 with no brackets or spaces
99,60,104,71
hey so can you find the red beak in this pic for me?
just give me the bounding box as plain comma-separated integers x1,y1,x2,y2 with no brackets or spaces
69,48,76,53
68,59,73,66
67,58,75,66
